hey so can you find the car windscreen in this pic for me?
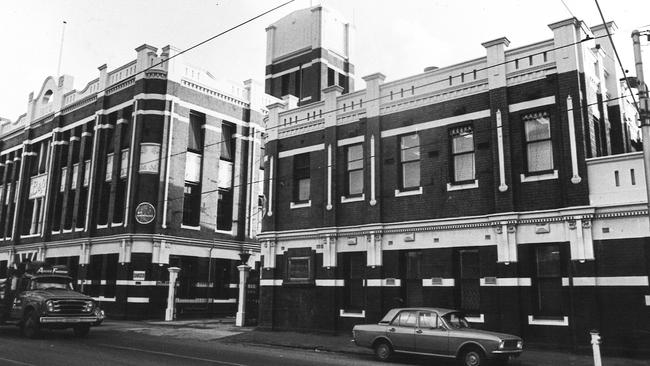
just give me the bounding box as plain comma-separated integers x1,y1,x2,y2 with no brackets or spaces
442,312,471,329
29,277,74,291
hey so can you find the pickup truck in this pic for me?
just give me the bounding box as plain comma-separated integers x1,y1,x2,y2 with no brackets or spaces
353,307,523,366
0,262,98,338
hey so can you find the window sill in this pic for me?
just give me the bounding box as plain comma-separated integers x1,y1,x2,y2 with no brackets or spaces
527,315,568,326
394,187,422,197
446,180,479,191
520,170,558,182
97,224,109,229
181,224,201,231
51,230,61,235
62,229,73,233
215,228,234,235
20,233,40,239
339,309,366,318
74,227,85,232
465,314,485,323
111,222,124,227
341,194,365,203
290,200,311,209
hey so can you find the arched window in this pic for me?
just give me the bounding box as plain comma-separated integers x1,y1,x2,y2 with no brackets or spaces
42,90,54,104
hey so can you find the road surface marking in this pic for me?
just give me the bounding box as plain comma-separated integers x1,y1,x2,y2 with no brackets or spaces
0,357,35,366
99,344,248,366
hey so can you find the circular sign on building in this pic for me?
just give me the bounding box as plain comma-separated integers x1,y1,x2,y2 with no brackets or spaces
135,202,156,224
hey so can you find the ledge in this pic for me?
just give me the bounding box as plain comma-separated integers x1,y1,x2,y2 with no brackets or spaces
520,170,558,183
447,180,479,191
180,224,201,231
395,187,423,197
341,194,365,203
527,315,568,326
339,309,366,318
290,200,311,209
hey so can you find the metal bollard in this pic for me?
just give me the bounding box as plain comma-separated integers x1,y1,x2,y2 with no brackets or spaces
590,330,602,366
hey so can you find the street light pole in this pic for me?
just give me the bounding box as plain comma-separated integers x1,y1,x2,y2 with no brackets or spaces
632,30,650,224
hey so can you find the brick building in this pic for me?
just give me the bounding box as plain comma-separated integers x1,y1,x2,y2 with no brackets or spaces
259,7,650,353
0,44,277,320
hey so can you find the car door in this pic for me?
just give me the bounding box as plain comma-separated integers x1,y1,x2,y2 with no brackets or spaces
386,310,417,352
415,311,449,356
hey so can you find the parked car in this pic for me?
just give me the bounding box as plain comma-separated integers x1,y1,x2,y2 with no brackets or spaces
352,308,523,366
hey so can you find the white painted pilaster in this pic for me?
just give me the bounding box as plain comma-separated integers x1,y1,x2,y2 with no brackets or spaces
567,96,582,184
496,110,508,192
370,135,377,205
326,144,333,210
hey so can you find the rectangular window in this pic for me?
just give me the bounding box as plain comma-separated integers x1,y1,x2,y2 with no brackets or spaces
216,189,233,231
83,160,91,187
293,153,310,202
524,112,553,173
220,123,235,162
459,250,480,313
182,183,201,227
347,144,363,196
188,112,205,153
281,74,290,96
450,126,475,182
400,134,420,189
327,68,335,87
534,245,563,316
287,256,311,281
71,163,79,189
120,149,129,178
105,153,114,182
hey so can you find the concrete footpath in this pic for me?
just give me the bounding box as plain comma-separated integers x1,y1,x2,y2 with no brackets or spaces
105,318,650,366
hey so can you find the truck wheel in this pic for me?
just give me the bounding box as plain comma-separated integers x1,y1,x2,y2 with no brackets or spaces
460,347,486,366
21,311,41,339
73,324,90,337
373,340,393,361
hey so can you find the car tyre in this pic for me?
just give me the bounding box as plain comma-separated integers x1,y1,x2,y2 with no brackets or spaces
21,310,41,339
73,324,91,337
460,347,486,366
373,340,393,362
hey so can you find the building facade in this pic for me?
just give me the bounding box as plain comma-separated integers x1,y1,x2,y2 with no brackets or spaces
259,10,650,353
0,44,277,320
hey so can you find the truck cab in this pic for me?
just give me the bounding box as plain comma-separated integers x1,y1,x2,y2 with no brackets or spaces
0,262,98,338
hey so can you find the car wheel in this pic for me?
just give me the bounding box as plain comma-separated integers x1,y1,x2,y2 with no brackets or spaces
21,310,41,339
460,347,486,366
73,324,90,337
374,341,393,361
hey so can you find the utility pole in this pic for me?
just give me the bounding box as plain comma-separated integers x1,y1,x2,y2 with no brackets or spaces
632,30,650,224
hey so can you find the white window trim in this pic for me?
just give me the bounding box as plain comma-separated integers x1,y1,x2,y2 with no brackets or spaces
446,180,479,191
394,187,423,197
520,170,558,182
341,194,365,203
339,309,366,318
111,222,123,227
20,233,41,239
96,224,109,229
74,226,85,232
465,314,485,323
62,229,73,233
51,230,61,235
215,228,234,235
527,315,569,327
290,200,311,209
180,224,201,231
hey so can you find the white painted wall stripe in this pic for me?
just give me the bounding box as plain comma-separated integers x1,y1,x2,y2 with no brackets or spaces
508,96,556,113
315,279,345,287
480,277,532,286
381,110,491,138
278,143,325,158
116,280,158,286
260,279,283,286
127,297,149,303
561,276,649,287
366,279,402,287
92,297,116,302
422,278,456,287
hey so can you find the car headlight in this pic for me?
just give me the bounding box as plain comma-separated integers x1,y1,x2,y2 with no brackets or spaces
517,340,523,349
83,300,95,312
46,300,55,312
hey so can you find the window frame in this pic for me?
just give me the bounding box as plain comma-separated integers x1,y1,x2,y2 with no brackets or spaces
346,144,364,197
523,111,554,175
292,153,310,203
449,126,476,184
398,133,421,191
532,244,564,318
284,250,315,285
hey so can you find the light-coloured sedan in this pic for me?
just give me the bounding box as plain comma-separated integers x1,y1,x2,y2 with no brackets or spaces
352,308,523,366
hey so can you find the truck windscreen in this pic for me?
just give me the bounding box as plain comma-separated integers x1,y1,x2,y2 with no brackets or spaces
29,277,74,291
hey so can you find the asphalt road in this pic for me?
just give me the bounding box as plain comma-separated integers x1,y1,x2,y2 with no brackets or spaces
0,323,416,366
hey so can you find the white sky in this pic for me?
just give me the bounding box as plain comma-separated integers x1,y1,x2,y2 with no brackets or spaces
1,0,649,120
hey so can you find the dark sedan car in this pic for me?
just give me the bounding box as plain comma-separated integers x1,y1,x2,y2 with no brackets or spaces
353,308,523,366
